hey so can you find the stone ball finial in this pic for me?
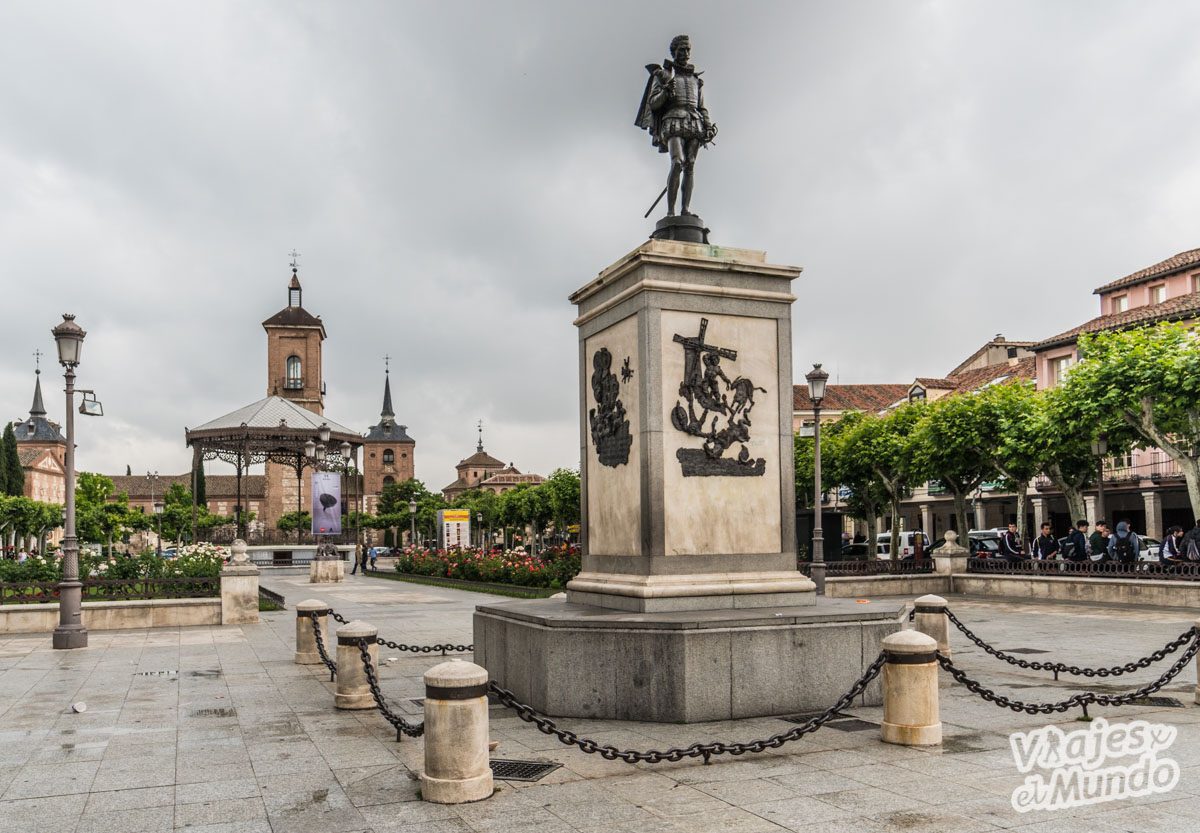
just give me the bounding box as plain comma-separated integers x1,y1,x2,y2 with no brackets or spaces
944,530,958,544
230,539,250,565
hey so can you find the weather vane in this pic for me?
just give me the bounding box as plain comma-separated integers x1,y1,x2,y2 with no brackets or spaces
33,348,43,374
288,249,301,273
384,354,390,374
476,419,484,453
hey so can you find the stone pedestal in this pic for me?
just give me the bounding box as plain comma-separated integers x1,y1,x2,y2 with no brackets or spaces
310,557,344,584
566,240,813,612
473,240,896,723
932,531,969,576
220,540,260,625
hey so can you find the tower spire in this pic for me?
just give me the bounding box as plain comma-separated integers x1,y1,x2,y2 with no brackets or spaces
29,360,46,418
288,249,302,307
380,357,395,423
477,419,484,453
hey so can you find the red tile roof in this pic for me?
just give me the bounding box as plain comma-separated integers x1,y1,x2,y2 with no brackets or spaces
1035,291,1200,349
939,357,1036,393
1093,248,1200,295
792,384,910,413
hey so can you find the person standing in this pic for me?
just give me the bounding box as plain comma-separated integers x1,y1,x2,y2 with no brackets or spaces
1032,523,1060,560
999,522,1024,561
1162,526,1185,562
1182,519,1200,560
1065,520,1091,563
349,547,360,575
1107,520,1140,565
1089,520,1110,562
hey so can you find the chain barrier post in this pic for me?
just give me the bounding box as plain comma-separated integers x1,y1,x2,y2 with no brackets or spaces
294,599,329,665
421,660,494,804
335,620,378,709
880,630,942,747
912,594,951,658
1194,618,1200,706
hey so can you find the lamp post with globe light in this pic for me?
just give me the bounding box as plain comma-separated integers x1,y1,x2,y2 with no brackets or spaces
51,314,91,649
409,499,418,547
805,363,829,596
1091,433,1109,527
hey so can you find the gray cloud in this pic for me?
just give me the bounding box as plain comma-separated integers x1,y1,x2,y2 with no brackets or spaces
2,1,1198,486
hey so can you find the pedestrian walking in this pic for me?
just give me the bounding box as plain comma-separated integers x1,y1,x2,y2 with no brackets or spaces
349,547,359,575
1107,520,1140,565
369,547,378,572
999,522,1024,561
1032,523,1060,560
1065,519,1091,562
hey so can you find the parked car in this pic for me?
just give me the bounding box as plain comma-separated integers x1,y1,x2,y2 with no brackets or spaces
928,536,999,556
1058,533,1161,561
875,531,932,560
839,543,872,560
161,547,178,559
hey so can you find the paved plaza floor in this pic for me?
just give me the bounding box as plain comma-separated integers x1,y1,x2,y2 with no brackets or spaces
1,572,1198,833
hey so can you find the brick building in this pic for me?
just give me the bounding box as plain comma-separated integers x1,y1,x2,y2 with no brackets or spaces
441,428,543,501
361,369,415,514
10,369,66,507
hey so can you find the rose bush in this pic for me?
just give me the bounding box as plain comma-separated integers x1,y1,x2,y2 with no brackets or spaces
395,545,580,589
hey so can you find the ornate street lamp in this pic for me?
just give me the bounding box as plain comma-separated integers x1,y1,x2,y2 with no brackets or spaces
805,363,829,596
153,500,164,557
51,314,87,649
476,511,484,549
409,498,418,547
1091,433,1109,527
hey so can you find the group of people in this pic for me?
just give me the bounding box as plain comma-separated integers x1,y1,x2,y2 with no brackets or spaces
2,546,40,562
992,518,1200,563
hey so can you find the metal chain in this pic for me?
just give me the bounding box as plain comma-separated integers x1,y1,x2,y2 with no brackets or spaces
937,633,1200,716
487,653,886,765
944,608,1197,680
308,611,337,680
326,608,471,656
356,642,425,739
376,636,474,656
328,610,348,625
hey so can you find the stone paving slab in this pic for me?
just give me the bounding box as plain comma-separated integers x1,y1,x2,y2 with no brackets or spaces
0,573,1197,831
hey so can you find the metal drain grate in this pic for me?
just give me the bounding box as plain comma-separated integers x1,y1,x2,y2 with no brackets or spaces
134,670,177,677
781,711,846,725
489,759,561,782
1001,648,1050,655
190,707,238,718
825,718,878,732
1130,696,1184,708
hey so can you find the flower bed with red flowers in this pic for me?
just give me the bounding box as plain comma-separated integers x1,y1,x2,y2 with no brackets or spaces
394,545,580,590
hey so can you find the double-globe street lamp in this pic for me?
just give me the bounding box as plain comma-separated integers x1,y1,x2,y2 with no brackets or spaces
408,499,418,547
51,314,104,650
805,363,829,596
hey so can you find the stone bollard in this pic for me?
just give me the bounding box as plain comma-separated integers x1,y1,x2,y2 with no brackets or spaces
421,659,493,804
880,630,942,747
335,620,378,710
912,594,951,657
294,600,330,665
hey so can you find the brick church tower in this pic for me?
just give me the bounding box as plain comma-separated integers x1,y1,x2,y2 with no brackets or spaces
361,366,415,515
262,264,327,527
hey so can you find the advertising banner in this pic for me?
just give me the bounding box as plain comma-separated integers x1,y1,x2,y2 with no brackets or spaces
311,471,343,535
438,509,471,550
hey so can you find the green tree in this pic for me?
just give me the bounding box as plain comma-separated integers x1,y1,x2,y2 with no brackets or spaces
1061,324,1200,518
1036,384,1108,522
541,469,581,536
977,382,1042,544
793,433,815,508
821,413,892,555
2,424,23,496
276,511,312,533
909,394,997,539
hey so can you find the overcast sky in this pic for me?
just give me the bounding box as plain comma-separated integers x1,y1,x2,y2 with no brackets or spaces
3,1,1199,488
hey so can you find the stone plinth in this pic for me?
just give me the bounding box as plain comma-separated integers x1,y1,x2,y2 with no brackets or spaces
932,531,969,576
564,239,813,612
310,558,344,584
220,565,261,625
475,597,902,722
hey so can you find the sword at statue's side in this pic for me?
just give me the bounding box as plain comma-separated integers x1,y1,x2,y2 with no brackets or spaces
644,185,669,219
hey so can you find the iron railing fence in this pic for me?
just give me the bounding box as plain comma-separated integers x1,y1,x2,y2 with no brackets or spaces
799,559,936,577
0,576,221,604
966,557,1200,580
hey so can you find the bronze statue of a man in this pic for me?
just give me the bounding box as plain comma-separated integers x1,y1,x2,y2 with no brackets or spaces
636,35,718,218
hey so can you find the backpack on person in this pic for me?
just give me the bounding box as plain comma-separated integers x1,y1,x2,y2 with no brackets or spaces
1113,534,1137,564
1188,537,1200,562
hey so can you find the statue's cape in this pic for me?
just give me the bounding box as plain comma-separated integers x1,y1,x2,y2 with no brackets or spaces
635,63,663,150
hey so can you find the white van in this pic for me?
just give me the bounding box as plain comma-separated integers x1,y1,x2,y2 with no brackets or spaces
875,531,930,560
